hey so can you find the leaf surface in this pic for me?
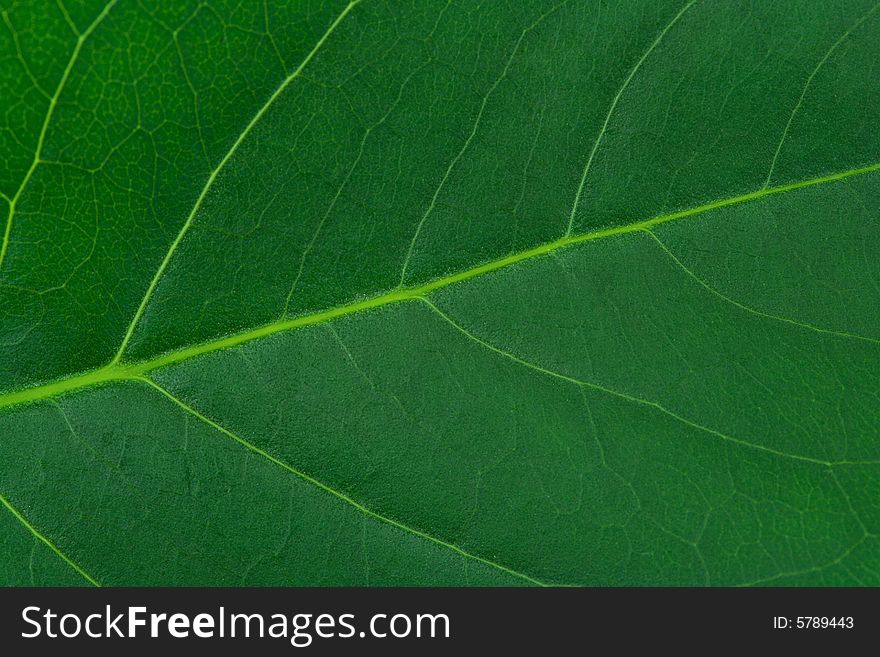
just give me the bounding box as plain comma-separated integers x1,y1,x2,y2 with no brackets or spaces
0,0,878,585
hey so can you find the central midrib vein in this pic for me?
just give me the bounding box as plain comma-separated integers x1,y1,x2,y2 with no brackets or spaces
1,159,878,411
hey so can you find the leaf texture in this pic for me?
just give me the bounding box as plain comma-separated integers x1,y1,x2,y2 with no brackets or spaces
0,0,879,586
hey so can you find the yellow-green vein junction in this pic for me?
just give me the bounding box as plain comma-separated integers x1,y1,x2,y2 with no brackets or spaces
1,160,879,414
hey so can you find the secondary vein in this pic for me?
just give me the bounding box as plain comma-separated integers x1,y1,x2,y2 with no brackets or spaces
644,229,880,345
111,0,361,363
566,0,696,236
0,491,100,586
139,377,547,586
418,298,852,468
0,0,118,272
399,1,569,283
763,1,880,188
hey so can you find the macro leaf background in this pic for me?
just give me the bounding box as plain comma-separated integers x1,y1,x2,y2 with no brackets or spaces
0,0,879,586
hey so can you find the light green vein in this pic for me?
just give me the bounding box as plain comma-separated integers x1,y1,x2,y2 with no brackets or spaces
764,1,880,188
0,0,118,271
0,491,100,586
400,1,568,282
112,0,361,363
139,376,547,586
566,0,696,235
0,160,879,412
644,229,880,345
418,298,862,467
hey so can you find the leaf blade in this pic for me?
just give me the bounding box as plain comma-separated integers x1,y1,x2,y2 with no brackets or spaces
1,0,879,586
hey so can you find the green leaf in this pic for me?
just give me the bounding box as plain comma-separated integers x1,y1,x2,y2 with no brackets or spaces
1,0,878,586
